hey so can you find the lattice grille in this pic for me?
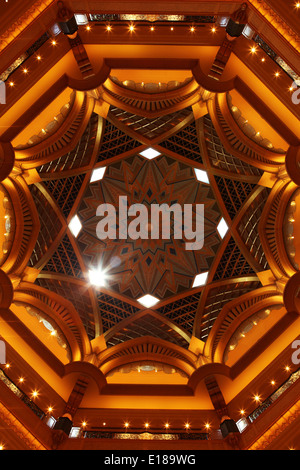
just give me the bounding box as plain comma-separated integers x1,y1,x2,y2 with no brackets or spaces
214,176,256,219
199,280,261,341
43,174,85,219
97,120,142,162
157,293,201,334
159,120,203,163
35,277,95,340
213,237,255,281
29,184,63,267
97,293,140,332
106,313,189,349
238,188,271,270
203,115,263,177
42,235,83,278
38,113,99,174
109,106,192,141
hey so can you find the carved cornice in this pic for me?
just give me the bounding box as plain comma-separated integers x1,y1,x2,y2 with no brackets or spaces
248,0,300,54
0,0,55,54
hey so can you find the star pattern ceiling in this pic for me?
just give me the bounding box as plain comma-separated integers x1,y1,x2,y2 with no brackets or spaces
24,94,273,346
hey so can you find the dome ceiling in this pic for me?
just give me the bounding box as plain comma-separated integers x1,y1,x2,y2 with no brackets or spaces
0,2,299,390
24,88,276,349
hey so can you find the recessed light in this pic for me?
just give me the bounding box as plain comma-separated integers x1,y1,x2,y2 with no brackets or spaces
192,271,209,288
88,268,107,287
90,167,106,182
68,215,82,237
137,294,160,308
217,218,228,239
139,148,161,160
194,168,209,184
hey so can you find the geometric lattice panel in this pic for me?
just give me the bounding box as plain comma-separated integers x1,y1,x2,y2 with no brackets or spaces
156,120,203,163
238,188,271,270
213,237,255,281
203,114,263,177
43,174,85,219
42,234,83,279
214,176,257,220
28,184,63,267
109,106,193,142
97,119,142,162
97,292,141,332
106,313,190,349
156,293,201,335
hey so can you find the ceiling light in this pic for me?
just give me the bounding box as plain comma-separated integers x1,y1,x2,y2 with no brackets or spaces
190,26,195,32
106,25,112,32
192,271,209,288
194,168,209,184
74,13,88,25
137,294,160,308
211,27,216,33
217,218,228,239
250,46,257,53
90,167,106,182
88,268,107,287
68,215,82,237
129,24,135,32
139,148,161,160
